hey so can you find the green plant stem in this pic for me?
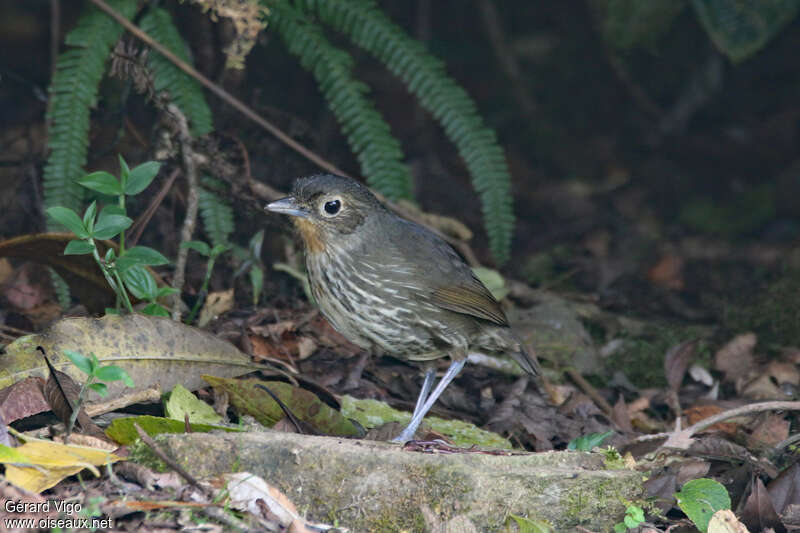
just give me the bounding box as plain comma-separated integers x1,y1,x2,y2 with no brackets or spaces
91,243,122,296
118,195,126,253
185,257,216,324
112,270,135,313
66,379,91,436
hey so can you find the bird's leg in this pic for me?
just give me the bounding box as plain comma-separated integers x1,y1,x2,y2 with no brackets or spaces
392,358,466,443
410,367,437,419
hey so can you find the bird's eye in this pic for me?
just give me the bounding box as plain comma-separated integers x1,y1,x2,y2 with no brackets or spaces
323,199,341,215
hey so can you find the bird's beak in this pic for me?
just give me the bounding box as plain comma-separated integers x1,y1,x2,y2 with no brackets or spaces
265,196,310,218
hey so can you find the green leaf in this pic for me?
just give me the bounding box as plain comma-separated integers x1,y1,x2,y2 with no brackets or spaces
64,240,93,255
210,243,231,258
77,171,122,196
104,247,116,263
125,161,161,195
181,240,210,256
156,287,179,298
567,431,614,451
105,415,240,445
691,0,800,63
94,364,134,387
100,204,127,217
117,246,170,272
141,303,170,317
93,208,133,240
46,207,88,238
613,523,627,533
88,382,108,396
118,154,130,184
82,200,97,230
121,265,157,300
675,478,731,533
506,514,554,533
249,265,264,307
249,230,264,257
165,384,222,424
63,349,93,376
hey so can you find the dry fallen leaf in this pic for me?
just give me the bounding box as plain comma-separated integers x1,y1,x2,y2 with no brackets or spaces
1,314,255,401
708,509,750,533
714,333,757,382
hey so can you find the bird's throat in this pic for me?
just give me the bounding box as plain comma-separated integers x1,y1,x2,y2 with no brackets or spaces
293,217,325,254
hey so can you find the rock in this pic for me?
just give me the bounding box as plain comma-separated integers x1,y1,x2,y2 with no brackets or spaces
509,291,600,374
144,431,643,531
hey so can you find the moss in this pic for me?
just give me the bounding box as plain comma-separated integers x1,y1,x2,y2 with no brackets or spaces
127,440,169,472
725,270,800,347
602,324,711,387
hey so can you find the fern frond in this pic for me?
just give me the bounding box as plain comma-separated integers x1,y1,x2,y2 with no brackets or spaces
44,0,139,220
139,7,214,136
267,1,414,200
198,179,235,247
293,0,515,263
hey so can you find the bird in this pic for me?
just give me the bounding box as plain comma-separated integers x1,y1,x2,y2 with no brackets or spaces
266,174,539,442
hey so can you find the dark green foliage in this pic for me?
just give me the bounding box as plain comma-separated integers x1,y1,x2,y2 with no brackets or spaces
288,0,515,263
44,0,139,220
198,179,235,247
268,2,413,201
691,0,800,62
139,7,214,136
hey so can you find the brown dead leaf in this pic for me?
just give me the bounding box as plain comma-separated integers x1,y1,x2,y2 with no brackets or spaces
708,509,751,533
741,362,800,400
42,357,104,437
611,395,633,432
198,288,234,327
715,333,757,382
767,462,800,515
648,254,685,290
746,413,790,451
739,476,785,533
665,339,698,391
685,404,739,436
0,376,48,423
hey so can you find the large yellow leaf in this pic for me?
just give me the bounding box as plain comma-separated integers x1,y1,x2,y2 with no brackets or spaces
1,314,256,400
0,440,122,493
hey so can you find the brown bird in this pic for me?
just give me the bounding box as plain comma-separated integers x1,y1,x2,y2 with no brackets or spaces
266,174,538,442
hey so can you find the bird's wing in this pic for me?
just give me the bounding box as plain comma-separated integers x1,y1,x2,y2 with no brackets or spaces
378,217,509,327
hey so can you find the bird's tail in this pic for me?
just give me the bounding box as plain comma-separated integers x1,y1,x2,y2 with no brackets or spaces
510,344,540,376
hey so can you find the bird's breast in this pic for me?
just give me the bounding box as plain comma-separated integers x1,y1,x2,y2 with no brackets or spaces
293,218,325,254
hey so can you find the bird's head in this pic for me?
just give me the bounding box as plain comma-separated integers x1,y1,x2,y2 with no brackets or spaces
265,174,384,253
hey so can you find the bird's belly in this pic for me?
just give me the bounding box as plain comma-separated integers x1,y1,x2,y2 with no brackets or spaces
306,252,464,357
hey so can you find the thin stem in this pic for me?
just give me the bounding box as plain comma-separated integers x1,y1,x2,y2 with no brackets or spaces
112,270,134,313
118,194,126,253
185,256,215,324
66,379,90,437
88,0,349,178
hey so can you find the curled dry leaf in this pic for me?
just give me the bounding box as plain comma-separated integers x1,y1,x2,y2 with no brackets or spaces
1,315,254,401
708,509,750,533
739,477,784,533
198,288,234,327
714,333,757,382
665,339,698,392
0,376,49,423
43,365,103,437
745,413,790,451
741,361,800,400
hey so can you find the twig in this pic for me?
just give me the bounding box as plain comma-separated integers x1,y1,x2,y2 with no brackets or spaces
133,422,205,491
477,0,536,116
633,401,800,449
565,368,615,419
170,104,199,320
128,168,180,247
88,0,348,178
